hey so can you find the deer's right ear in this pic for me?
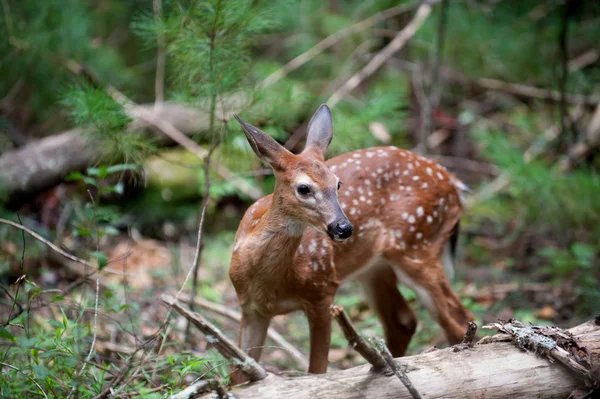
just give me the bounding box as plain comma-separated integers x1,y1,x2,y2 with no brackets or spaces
234,114,290,169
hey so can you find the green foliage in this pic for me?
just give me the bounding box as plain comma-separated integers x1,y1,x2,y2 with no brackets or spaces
0,0,139,124
415,2,600,92
472,127,600,237
62,85,155,165
539,243,599,314
133,0,277,114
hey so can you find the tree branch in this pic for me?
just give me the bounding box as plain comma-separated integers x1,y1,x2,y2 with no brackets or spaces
331,305,387,372
161,294,267,382
327,0,438,108
261,1,419,88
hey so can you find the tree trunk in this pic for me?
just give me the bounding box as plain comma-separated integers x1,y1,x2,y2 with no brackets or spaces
0,103,212,203
206,320,599,399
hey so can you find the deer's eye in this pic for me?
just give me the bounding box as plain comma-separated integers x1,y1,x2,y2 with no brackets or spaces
337,181,342,190
297,184,311,195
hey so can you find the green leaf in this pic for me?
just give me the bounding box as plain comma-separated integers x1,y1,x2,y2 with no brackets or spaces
104,226,120,236
87,166,108,178
82,176,98,186
66,171,85,181
19,337,37,349
0,327,16,341
571,243,595,266
32,364,50,380
91,251,108,270
107,163,138,174
51,294,64,302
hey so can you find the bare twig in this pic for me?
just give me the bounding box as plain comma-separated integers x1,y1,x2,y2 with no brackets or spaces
161,294,267,382
474,77,600,106
0,218,126,275
558,2,571,142
66,278,100,399
261,1,419,88
453,321,477,352
372,338,421,399
430,0,449,109
186,142,218,342
0,218,91,269
0,361,49,399
6,213,26,325
153,0,165,107
331,305,387,372
568,49,599,72
177,292,308,369
430,155,500,176
327,1,437,108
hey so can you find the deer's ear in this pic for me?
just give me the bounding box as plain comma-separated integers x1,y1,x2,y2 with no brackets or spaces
234,114,290,169
303,104,333,159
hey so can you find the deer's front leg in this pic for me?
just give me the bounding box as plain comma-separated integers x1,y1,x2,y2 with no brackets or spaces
231,309,271,385
305,300,334,374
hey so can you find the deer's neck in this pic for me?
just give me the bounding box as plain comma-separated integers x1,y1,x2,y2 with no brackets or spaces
252,199,306,273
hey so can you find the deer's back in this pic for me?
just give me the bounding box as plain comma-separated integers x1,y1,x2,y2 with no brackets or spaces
297,146,465,282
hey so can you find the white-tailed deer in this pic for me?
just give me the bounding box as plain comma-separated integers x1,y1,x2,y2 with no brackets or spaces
229,104,472,382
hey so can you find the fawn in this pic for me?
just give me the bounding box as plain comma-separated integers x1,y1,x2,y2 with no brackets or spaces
229,104,472,381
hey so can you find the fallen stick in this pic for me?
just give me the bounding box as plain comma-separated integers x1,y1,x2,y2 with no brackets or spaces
372,338,421,399
161,294,267,382
331,305,387,372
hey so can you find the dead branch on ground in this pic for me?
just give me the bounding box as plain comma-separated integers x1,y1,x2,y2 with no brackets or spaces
161,294,267,382
331,305,387,372
372,338,421,399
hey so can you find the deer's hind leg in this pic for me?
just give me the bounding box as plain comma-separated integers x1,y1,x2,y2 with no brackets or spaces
357,263,417,356
384,250,472,345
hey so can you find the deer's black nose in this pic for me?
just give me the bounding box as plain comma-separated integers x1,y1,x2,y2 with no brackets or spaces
327,220,353,241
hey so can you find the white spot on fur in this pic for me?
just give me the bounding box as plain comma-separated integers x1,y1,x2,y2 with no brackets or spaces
426,215,433,224
416,206,424,216
436,172,444,180
408,215,416,224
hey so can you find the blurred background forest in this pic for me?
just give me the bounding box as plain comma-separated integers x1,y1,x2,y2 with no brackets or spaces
0,0,599,397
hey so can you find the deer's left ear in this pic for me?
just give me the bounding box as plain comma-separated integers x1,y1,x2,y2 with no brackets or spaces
303,104,333,159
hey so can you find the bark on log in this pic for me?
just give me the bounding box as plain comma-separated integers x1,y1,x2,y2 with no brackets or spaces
201,320,599,399
0,103,212,202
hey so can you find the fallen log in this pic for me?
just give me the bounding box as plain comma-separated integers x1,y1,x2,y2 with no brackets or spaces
198,319,599,399
0,103,212,202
